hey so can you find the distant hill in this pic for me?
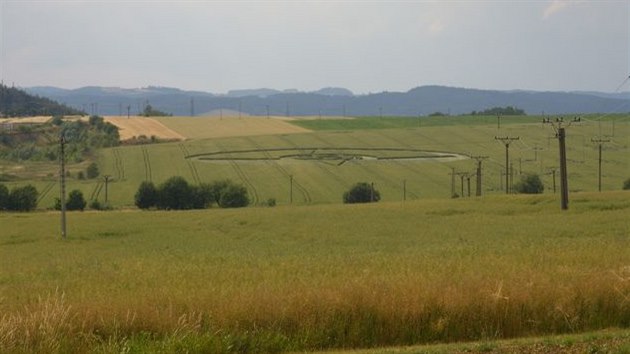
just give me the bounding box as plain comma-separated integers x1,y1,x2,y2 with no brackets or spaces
0,84,84,117
24,85,630,117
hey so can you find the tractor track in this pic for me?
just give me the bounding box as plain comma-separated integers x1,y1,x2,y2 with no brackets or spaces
36,181,55,205
179,143,201,185
214,141,260,205
241,137,312,204
141,146,152,182
112,148,125,180
89,181,103,201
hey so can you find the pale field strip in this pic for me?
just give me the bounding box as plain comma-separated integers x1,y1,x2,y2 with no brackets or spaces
104,116,187,141
0,116,52,124
153,116,312,140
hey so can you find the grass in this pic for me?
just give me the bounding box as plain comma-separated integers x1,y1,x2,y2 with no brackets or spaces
0,192,629,352
2,115,630,209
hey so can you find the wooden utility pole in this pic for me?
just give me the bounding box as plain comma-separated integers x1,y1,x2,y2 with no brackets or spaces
495,136,520,194
59,136,67,239
103,175,111,203
558,128,569,209
471,156,488,196
591,138,610,192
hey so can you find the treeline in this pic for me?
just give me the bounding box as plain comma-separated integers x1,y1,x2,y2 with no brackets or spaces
470,106,526,116
0,184,38,211
135,176,250,210
0,115,119,162
0,84,84,117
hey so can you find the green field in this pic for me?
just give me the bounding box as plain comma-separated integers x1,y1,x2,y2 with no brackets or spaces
0,193,629,352
1,115,629,352
3,115,629,209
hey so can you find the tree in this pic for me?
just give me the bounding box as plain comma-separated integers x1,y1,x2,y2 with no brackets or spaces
157,176,193,210
514,173,544,194
7,185,38,211
218,184,249,208
190,183,214,209
0,183,8,210
623,178,630,190
343,182,380,204
66,190,87,211
86,162,99,179
134,181,158,209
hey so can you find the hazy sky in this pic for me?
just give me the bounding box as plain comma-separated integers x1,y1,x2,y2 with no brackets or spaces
1,0,628,94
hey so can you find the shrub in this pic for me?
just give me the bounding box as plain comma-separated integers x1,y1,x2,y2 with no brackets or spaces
134,181,158,209
89,199,112,211
343,182,380,204
514,173,544,194
190,183,214,209
66,190,87,211
0,183,8,210
7,185,38,211
623,178,630,190
157,176,194,210
218,184,250,208
86,162,99,179
77,171,85,180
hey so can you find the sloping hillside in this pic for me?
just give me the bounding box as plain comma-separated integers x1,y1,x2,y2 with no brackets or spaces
0,84,84,117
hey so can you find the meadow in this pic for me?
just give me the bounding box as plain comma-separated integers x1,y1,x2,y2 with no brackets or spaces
0,193,629,352
0,114,629,352
3,114,629,210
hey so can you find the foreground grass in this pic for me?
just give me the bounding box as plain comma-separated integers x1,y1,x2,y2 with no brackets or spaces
323,328,630,353
0,192,629,352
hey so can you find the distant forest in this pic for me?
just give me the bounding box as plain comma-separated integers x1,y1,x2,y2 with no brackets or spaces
0,84,84,117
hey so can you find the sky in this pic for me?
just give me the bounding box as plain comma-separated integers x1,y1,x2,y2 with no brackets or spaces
1,0,628,94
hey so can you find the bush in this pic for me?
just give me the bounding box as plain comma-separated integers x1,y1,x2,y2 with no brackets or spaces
514,173,544,194
343,182,380,204
157,176,194,210
0,183,8,210
89,199,112,211
86,162,99,179
623,178,630,190
66,189,87,211
190,183,214,209
218,184,250,208
7,185,38,211
134,181,158,209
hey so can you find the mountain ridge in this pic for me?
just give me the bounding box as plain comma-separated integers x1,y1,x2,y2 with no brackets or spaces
22,85,630,117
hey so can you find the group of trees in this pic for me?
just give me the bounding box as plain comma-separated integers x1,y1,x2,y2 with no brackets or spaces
135,176,249,210
0,115,119,163
0,184,38,211
470,106,526,116
0,84,83,117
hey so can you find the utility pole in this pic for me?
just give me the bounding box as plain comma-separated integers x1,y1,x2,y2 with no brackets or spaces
59,136,67,239
126,105,131,119
343,104,346,117
370,182,375,202
379,107,383,119
450,167,456,198
494,136,520,194
190,97,195,116
402,179,407,201
466,174,471,197
547,168,557,193
456,172,468,197
544,117,579,210
239,100,242,119
497,115,501,129
103,175,111,203
591,137,610,192
286,102,290,117
289,175,293,204
471,156,488,196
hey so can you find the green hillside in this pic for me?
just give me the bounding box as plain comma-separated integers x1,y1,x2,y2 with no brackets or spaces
0,84,84,117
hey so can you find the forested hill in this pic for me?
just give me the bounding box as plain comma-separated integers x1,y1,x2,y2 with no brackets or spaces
0,84,84,117
25,85,630,116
